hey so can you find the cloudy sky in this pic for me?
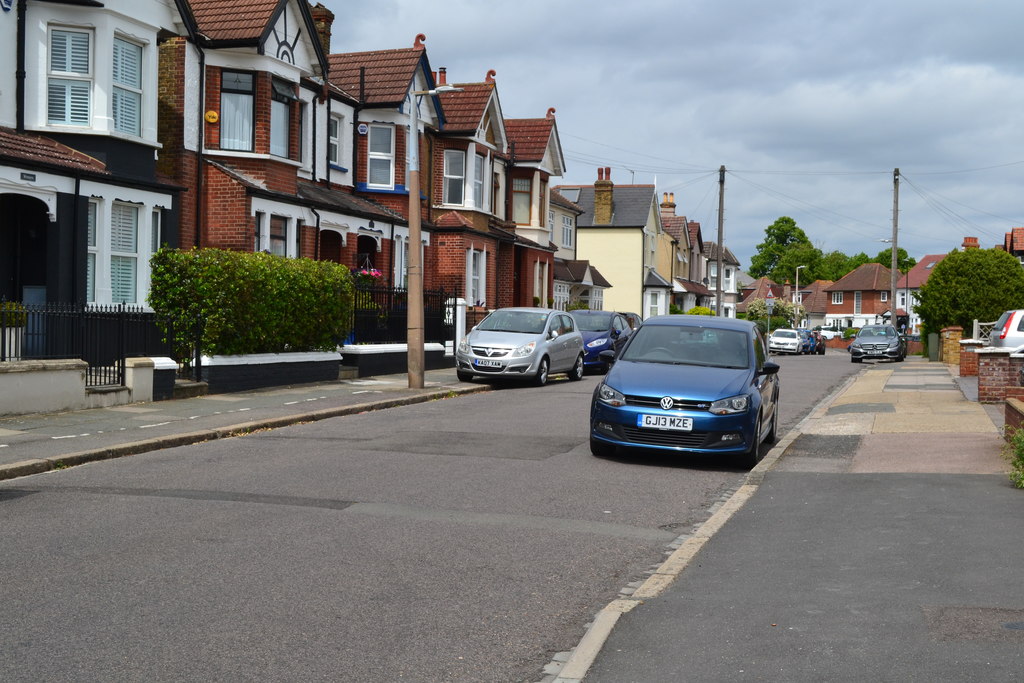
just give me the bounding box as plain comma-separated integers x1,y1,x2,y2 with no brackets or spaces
325,0,1024,271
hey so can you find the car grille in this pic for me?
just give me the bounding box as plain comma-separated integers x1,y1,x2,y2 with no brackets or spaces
625,396,711,411
471,347,509,358
621,426,712,448
859,343,889,352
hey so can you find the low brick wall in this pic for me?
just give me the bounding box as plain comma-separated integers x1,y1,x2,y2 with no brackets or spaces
941,326,963,365
977,348,1024,403
1005,398,1024,440
960,340,984,377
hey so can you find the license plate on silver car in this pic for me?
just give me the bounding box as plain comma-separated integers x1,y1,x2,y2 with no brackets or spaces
474,358,502,368
638,414,693,431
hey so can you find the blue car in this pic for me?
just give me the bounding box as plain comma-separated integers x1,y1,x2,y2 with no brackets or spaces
569,310,632,372
589,315,781,468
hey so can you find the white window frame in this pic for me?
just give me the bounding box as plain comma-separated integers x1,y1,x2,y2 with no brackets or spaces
512,178,531,224
832,291,844,305
854,291,863,315
151,209,162,253
112,36,142,136
48,28,92,127
270,79,296,158
110,203,139,304
592,288,604,310
474,154,486,210
367,124,395,189
466,247,487,307
221,71,255,151
880,290,888,302
443,149,466,205
328,113,344,166
393,236,409,289
554,282,569,310
86,201,98,303
648,290,662,318
562,215,573,248
269,215,289,256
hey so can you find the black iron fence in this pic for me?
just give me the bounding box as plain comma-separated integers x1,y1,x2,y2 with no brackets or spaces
349,285,453,345
0,302,173,387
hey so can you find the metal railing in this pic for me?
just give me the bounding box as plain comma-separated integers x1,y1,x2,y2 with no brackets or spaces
1,301,172,387
349,285,453,344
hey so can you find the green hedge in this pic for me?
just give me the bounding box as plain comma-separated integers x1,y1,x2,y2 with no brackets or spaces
0,301,27,327
148,248,354,357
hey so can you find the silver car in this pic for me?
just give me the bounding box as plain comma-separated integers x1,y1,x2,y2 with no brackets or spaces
990,309,1024,349
456,308,585,385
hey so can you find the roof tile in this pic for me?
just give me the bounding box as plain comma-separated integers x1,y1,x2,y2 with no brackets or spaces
0,127,107,175
328,47,423,105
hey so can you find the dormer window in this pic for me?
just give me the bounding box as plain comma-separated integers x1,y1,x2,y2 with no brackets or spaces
270,79,297,158
48,29,92,126
221,71,254,151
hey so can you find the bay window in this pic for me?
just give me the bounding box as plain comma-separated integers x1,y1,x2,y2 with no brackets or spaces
221,71,254,151
112,37,142,136
443,149,465,205
48,29,92,126
467,247,487,306
367,124,394,188
110,203,139,303
512,178,531,224
328,114,344,166
271,79,296,158
474,154,486,209
86,201,97,303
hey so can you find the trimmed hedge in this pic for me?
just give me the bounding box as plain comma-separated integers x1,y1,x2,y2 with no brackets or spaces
148,248,354,356
0,301,27,327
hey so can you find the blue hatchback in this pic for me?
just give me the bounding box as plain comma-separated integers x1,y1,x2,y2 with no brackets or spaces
589,316,781,468
569,310,632,372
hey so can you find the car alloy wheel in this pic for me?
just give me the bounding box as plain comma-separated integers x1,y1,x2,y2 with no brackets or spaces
568,354,584,381
742,412,764,469
533,357,550,386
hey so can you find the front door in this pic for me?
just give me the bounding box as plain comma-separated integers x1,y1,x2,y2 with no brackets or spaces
0,194,49,302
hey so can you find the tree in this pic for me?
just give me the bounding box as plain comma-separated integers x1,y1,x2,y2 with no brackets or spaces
748,217,815,279
916,248,1024,335
818,250,854,281
873,247,916,273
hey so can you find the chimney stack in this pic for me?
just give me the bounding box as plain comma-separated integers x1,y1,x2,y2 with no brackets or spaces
660,192,676,217
309,3,335,55
593,167,614,224
437,67,447,86
962,236,979,250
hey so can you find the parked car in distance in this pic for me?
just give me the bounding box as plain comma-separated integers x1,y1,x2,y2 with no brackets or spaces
618,312,642,330
569,310,632,372
768,328,801,354
811,330,826,355
848,324,907,363
589,315,781,468
990,309,1024,349
456,307,584,385
818,327,841,340
797,329,814,354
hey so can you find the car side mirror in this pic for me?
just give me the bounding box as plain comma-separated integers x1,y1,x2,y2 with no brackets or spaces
549,329,559,339
759,361,780,376
599,349,617,364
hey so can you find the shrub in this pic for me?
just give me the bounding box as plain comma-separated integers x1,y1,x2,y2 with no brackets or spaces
0,301,27,327
567,300,589,311
1002,426,1024,489
148,248,354,357
843,327,859,340
686,306,713,316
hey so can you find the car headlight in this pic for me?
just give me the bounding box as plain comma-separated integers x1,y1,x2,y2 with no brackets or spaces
587,337,609,349
512,341,537,358
458,337,470,354
597,382,626,407
708,394,749,415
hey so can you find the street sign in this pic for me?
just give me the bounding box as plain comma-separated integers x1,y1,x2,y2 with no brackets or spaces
765,290,775,312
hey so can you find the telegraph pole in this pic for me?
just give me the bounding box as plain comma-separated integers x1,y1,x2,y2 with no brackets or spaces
716,165,725,316
891,168,899,330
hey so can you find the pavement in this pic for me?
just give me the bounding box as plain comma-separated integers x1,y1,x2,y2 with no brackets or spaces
0,367,485,480
2,357,1022,682
556,355,1024,683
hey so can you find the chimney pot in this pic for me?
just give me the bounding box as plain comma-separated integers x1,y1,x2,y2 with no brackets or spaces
438,67,447,85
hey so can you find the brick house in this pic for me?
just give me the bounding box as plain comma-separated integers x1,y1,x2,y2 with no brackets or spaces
550,189,611,310
824,262,894,329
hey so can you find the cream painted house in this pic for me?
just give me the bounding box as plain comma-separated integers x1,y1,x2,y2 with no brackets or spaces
557,169,673,318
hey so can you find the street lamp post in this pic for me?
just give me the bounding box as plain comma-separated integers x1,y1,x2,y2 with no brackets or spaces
794,265,805,327
406,84,462,389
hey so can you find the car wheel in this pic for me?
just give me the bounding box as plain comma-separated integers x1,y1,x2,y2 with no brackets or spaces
851,356,862,363
765,403,779,444
742,412,764,468
590,436,616,457
568,354,584,381
456,369,474,382
533,357,550,386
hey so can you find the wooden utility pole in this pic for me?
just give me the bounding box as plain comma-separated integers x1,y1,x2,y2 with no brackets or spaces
891,168,899,330
716,165,725,316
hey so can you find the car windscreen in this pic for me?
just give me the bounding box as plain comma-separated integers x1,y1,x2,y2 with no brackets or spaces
571,313,613,332
857,326,894,339
477,310,549,334
773,330,797,338
619,325,750,368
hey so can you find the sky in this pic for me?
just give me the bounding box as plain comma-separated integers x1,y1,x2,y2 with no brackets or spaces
325,0,1024,272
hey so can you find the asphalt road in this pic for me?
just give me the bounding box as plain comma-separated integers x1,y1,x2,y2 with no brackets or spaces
0,350,858,682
